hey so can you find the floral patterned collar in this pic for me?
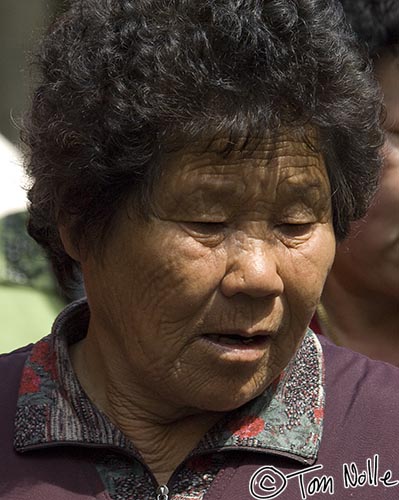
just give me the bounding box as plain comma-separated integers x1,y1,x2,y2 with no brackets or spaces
14,300,325,466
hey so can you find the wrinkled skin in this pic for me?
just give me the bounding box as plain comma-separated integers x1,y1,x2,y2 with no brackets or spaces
73,134,335,418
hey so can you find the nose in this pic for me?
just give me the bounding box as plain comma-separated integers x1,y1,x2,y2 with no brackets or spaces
220,237,284,299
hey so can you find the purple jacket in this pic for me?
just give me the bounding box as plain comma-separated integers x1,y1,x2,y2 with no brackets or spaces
1,337,399,500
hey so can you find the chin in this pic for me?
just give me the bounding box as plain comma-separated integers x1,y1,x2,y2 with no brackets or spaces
194,381,268,413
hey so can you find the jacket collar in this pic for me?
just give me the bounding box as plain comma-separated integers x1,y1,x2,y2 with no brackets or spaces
14,300,324,465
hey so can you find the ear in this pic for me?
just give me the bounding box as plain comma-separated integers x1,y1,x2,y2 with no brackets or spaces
58,224,82,262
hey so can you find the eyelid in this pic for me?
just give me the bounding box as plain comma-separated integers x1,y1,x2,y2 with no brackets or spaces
275,221,315,240
278,220,314,225
180,221,227,246
183,221,226,231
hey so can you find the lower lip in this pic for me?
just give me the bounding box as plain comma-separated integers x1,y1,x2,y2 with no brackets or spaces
198,335,272,363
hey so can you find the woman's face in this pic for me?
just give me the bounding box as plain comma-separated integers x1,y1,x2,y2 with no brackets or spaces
82,134,335,413
332,52,399,300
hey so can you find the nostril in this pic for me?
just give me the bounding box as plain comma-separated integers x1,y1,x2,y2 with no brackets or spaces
220,266,284,299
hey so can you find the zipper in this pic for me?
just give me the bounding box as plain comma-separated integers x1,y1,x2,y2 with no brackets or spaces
156,484,169,500
20,440,313,499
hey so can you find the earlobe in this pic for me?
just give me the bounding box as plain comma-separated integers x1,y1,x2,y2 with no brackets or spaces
58,224,82,262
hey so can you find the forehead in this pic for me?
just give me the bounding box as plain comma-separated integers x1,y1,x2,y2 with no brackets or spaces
155,133,329,204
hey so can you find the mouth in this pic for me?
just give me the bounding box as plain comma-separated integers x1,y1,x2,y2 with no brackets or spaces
204,333,270,347
198,331,274,363
198,330,274,365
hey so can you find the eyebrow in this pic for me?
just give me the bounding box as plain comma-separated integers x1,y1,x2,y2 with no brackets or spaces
277,177,326,194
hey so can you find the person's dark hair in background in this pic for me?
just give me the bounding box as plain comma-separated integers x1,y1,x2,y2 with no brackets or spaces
315,0,399,364
339,0,399,56
22,0,382,291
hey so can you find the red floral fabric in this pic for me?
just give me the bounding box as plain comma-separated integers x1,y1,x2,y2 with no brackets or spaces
228,416,265,439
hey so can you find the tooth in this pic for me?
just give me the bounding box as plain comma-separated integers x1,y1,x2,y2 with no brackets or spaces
242,338,254,344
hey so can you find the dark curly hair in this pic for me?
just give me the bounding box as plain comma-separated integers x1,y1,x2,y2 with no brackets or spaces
23,0,383,288
339,0,399,56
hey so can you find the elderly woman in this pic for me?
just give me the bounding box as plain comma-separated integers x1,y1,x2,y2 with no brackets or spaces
1,1,399,499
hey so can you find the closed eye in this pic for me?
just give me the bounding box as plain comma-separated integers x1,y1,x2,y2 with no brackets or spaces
276,222,314,238
179,221,227,246
184,221,226,234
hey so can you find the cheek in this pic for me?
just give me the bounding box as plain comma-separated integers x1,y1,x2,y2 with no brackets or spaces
362,149,399,227
129,232,227,323
371,168,399,225
384,138,399,175
314,229,336,282
283,227,335,317
345,178,399,256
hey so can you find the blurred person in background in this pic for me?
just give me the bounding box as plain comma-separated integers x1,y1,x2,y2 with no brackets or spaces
312,0,399,365
0,133,65,353
0,1,82,353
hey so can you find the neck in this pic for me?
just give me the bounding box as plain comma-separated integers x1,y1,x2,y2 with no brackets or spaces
69,326,222,485
321,273,399,366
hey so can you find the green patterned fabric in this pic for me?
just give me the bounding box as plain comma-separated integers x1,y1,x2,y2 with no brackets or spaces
0,211,64,353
